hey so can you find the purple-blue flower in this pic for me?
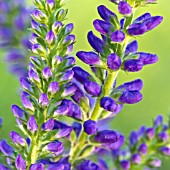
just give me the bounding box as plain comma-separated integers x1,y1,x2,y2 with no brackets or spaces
84,81,101,96
107,53,122,70
118,1,132,16
111,30,125,43
84,120,97,135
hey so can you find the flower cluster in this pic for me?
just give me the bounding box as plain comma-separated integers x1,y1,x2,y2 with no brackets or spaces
0,0,168,170
0,0,31,77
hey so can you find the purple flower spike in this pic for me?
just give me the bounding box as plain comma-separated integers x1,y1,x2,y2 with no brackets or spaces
143,16,163,31
30,163,44,170
60,70,74,81
100,97,117,112
120,160,130,170
73,66,92,83
20,77,31,90
46,141,64,155
118,90,143,104
11,105,24,118
149,159,162,167
42,119,54,131
125,40,138,55
111,30,125,43
158,132,169,142
127,23,147,36
0,140,13,156
10,131,25,146
131,154,142,164
124,59,143,72
21,92,34,111
134,13,151,23
45,30,55,44
138,52,158,65
93,19,112,35
15,155,26,170
27,116,38,133
76,51,101,65
42,67,52,79
28,69,40,83
38,93,49,107
118,79,143,91
154,115,163,127
159,147,170,156
138,143,148,155
94,130,120,143
87,31,105,54
83,120,97,135
146,127,155,140
107,53,122,70
118,1,132,15
84,81,101,96
48,82,59,95
98,5,117,22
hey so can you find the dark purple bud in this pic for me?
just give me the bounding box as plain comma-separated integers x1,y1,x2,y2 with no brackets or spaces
134,13,151,23
45,30,55,44
54,105,69,117
120,18,125,29
72,87,84,103
28,69,40,83
94,130,120,143
137,126,146,139
98,5,117,22
129,131,138,147
72,122,82,137
111,30,125,42
93,19,112,35
48,82,59,95
60,70,74,81
52,21,63,33
138,143,148,155
159,147,170,156
127,23,147,36
42,119,54,131
21,92,34,111
38,93,49,107
143,16,163,31
73,66,92,83
125,40,138,55
100,97,117,112
118,79,143,91
149,159,162,167
0,118,2,127
131,154,142,164
138,52,158,65
11,105,24,118
76,51,101,65
87,31,105,54
27,116,38,133
10,131,25,146
15,155,26,170
118,1,132,15
146,127,155,140
120,160,130,170
158,132,169,142
124,59,143,72
30,163,44,170
107,53,121,70
118,90,143,104
43,67,52,79
45,141,64,155
20,77,31,90
84,120,97,135
0,140,13,156
62,84,77,97
65,23,74,35
84,81,101,96
154,115,163,127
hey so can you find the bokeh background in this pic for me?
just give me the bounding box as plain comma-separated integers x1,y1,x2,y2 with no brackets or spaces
0,0,170,169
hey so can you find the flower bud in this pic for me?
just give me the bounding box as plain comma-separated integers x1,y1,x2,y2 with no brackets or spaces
45,30,55,45
52,21,63,33
154,115,163,127
125,40,138,55
158,131,169,142
31,20,39,30
107,53,121,70
134,13,151,23
138,52,158,65
131,154,142,164
20,77,31,90
118,1,132,16
118,90,143,104
100,97,117,112
32,44,45,55
66,44,73,55
38,93,49,107
10,131,25,146
146,127,155,140
63,34,75,45
33,9,46,21
111,30,125,42
52,56,63,66
148,159,162,167
54,105,69,117
120,160,130,170
48,82,59,95
138,143,148,155
62,84,77,97
46,0,55,11
127,23,147,36
11,105,25,118
72,122,82,137
129,131,138,147
28,69,40,83
87,31,105,54
159,147,170,156
84,120,97,135
21,92,34,111
27,116,38,133
0,164,9,170
0,140,13,157
124,59,143,72
65,23,74,35
30,163,44,170
60,70,74,82
42,67,52,79
84,81,101,96
15,155,26,170
42,119,54,131
76,51,101,65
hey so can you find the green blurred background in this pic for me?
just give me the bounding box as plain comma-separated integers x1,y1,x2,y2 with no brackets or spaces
0,0,170,169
